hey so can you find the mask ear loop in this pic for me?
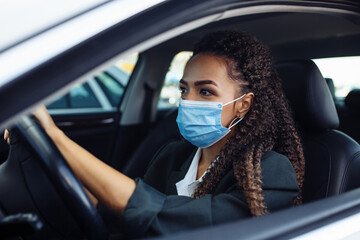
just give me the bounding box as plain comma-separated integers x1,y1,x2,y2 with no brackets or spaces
224,93,247,129
228,116,244,129
222,93,246,107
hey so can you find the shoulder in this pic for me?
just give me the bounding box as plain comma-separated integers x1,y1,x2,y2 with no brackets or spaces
261,151,294,171
260,151,299,190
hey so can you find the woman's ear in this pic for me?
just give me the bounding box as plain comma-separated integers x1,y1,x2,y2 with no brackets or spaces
236,92,254,118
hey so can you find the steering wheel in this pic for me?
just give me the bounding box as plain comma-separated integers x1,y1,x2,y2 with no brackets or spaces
14,116,108,240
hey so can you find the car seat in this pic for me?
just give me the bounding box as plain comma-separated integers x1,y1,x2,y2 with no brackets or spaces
122,109,181,178
274,60,360,203
338,89,360,143
325,78,336,100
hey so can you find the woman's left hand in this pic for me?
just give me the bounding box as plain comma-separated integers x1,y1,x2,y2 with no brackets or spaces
3,106,57,145
3,129,10,144
32,105,135,212
33,105,59,137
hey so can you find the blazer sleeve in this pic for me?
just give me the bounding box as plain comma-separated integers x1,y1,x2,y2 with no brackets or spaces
119,179,250,237
98,149,299,238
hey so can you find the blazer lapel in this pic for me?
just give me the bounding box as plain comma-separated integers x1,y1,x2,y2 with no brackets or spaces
165,148,197,195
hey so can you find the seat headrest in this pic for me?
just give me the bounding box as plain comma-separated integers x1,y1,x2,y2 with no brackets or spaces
345,89,360,111
325,78,336,99
274,60,339,130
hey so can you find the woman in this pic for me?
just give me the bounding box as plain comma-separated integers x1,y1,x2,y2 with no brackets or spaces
5,31,305,237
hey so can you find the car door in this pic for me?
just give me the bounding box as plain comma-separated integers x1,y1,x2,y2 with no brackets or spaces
0,65,129,165
47,54,139,165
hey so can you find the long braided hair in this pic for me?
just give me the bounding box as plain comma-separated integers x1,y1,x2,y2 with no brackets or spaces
191,31,305,216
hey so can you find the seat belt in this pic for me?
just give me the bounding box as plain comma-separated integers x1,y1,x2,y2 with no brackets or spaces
143,81,156,128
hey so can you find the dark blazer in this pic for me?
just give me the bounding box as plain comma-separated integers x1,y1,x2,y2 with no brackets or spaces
100,141,299,237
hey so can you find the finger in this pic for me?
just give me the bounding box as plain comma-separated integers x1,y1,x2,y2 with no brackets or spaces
4,129,9,141
7,137,10,145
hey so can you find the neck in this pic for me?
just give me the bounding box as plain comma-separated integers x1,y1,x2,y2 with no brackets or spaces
201,134,228,165
197,129,235,179
200,126,236,163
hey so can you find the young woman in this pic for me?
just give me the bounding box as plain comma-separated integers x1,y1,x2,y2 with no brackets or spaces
5,31,305,237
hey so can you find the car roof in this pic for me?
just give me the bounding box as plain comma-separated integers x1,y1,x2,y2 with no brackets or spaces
0,0,108,52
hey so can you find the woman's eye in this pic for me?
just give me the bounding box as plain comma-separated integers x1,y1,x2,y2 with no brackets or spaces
200,89,213,96
179,86,187,94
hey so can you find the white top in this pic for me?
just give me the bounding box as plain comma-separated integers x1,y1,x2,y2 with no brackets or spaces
176,148,217,197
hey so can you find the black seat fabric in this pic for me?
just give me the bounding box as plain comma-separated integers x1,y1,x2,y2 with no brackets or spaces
274,60,360,203
345,89,360,110
325,78,336,100
122,109,181,179
339,89,360,143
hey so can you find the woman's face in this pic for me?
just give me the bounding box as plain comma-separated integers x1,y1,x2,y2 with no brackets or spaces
180,54,246,128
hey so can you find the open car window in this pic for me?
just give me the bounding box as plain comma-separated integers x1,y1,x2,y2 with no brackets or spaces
157,51,192,110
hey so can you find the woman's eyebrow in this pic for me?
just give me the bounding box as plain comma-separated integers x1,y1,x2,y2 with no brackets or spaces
180,79,218,87
180,79,188,85
194,80,218,87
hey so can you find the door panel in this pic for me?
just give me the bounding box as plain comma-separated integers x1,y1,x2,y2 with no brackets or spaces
0,112,120,165
52,111,120,164
46,53,139,164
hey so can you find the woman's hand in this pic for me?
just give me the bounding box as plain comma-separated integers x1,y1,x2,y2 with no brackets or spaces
3,106,57,145
4,105,135,211
32,105,135,212
3,129,10,144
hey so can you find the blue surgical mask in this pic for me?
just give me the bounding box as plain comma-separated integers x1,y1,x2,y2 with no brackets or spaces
176,94,246,148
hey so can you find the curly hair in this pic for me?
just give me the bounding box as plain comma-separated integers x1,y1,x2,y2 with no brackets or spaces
191,31,305,216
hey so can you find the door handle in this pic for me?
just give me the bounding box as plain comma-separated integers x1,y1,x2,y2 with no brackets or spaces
55,118,115,130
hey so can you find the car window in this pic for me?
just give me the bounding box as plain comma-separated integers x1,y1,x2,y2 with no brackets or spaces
47,82,101,109
95,71,125,108
313,56,360,99
47,53,138,112
157,51,193,110
69,83,101,108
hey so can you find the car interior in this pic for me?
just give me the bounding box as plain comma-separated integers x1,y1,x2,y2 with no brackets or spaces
121,11,360,199
1,3,360,239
